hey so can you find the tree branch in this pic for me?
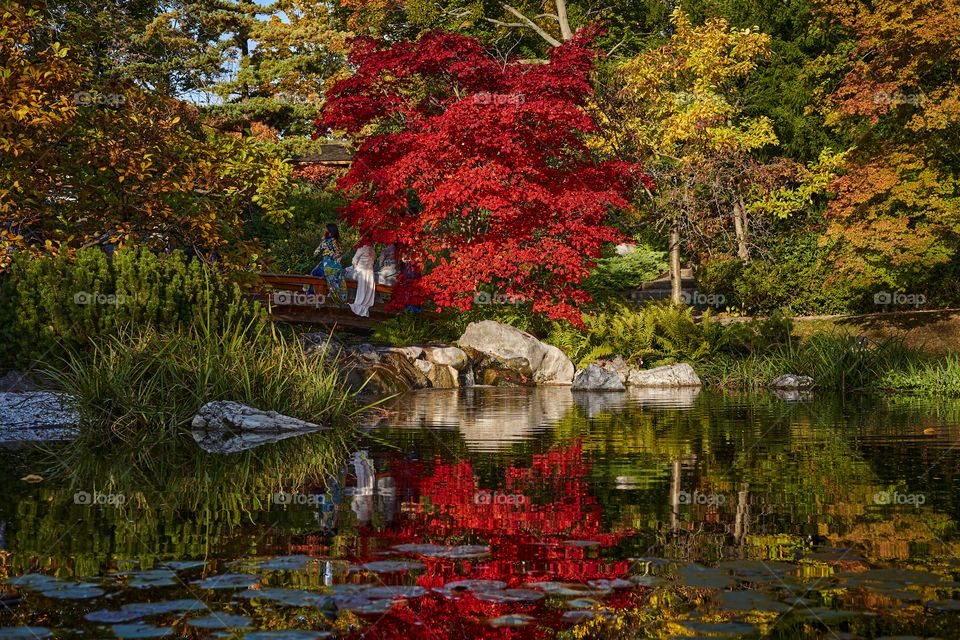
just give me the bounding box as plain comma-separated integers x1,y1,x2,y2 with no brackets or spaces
486,3,563,47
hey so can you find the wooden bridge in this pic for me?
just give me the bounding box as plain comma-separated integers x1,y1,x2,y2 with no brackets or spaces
252,273,401,330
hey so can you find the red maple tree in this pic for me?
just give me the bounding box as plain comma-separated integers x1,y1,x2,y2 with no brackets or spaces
317,30,650,323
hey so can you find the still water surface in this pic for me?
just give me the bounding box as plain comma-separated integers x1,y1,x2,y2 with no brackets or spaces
2,388,960,638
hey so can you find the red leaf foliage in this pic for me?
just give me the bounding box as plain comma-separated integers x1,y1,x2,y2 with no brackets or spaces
318,30,650,323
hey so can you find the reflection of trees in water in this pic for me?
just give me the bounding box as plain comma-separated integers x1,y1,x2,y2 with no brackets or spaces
0,431,350,576
483,390,960,565
2,390,958,585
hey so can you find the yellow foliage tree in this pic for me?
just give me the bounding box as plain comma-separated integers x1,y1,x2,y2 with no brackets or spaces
0,4,293,271
595,9,779,300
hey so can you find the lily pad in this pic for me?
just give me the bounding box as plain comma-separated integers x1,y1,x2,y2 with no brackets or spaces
527,581,609,596
361,585,429,599
241,556,315,571
677,564,735,589
111,624,173,638
445,545,490,558
587,579,632,590
563,610,615,621
122,599,210,615
361,561,424,573
120,570,178,589
0,629,53,639
187,614,252,629
236,588,325,607
4,575,62,589
326,584,373,595
39,585,105,599
335,598,394,614
716,591,790,613
566,598,601,608
473,589,545,603
392,544,490,559
86,610,144,623
487,614,534,627
793,608,875,622
444,580,506,592
194,574,260,589
392,544,450,556
716,560,797,577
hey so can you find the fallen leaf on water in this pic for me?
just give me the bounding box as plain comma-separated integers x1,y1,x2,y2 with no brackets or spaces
21,474,43,483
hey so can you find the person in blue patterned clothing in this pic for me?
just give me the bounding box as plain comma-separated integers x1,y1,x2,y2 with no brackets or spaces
310,223,344,298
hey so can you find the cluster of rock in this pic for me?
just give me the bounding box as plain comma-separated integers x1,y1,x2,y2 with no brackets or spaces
302,320,703,396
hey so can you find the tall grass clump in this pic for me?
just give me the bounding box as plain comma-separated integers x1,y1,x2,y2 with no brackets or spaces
701,330,926,392
43,309,357,446
882,354,960,396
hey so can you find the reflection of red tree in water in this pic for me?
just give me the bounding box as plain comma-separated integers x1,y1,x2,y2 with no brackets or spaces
396,443,607,536
344,444,637,640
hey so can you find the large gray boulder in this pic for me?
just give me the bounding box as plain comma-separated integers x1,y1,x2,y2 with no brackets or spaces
191,401,327,433
423,346,470,371
458,321,574,385
768,374,816,391
626,363,701,387
572,364,626,391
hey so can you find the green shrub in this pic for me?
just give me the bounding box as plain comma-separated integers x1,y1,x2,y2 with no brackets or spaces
714,313,795,355
545,301,719,368
883,354,960,396
583,241,668,301
697,232,859,315
0,248,263,369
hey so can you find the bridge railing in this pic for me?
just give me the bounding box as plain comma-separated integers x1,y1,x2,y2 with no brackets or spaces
253,273,394,312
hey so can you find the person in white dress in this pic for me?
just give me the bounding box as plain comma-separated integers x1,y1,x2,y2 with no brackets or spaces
349,236,377,317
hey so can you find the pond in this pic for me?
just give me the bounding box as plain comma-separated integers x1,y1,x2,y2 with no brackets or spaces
2,387,960,639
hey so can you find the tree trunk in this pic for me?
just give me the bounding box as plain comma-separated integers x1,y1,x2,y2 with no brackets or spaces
733,196,750,262
670,219,682,304
239,33,251,138
555,0,573,41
